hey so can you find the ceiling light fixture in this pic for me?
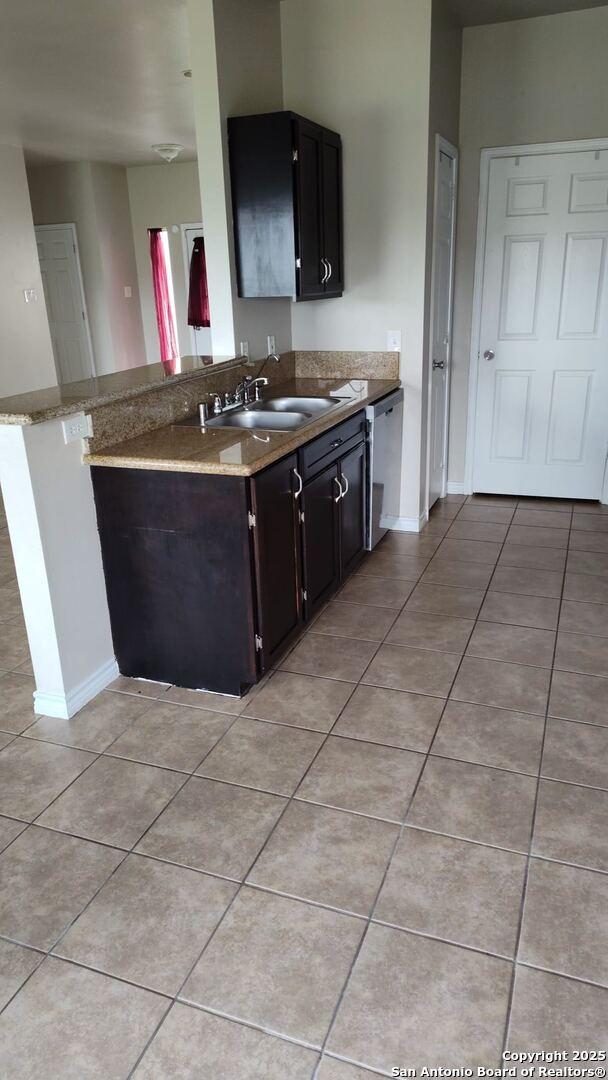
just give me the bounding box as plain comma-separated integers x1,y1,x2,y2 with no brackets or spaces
151,143,184,163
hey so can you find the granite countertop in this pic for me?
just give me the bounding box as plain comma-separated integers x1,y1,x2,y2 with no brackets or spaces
0,355,240,425
84,377,400,477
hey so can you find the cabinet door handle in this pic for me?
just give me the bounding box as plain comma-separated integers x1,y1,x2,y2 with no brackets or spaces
321,258,329,284
326,259,332,281
293,468,303,500
341,474,349,497
333,476,344,502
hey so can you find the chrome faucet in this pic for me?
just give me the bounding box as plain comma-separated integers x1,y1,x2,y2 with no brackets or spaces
245,376,269,403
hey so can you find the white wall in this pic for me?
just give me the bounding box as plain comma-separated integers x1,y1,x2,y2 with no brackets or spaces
127,161,203,363
27,161,145,376
281,0,432,523
88,163,146,373
450,5,608,485
0,418,117,718
188,0,292,362
0,146,57,399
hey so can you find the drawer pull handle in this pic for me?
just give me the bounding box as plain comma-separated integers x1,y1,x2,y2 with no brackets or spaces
293,468,303,500
330,438,342,449
334,476,344,502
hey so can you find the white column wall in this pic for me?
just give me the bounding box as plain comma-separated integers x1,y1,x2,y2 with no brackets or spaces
0,418,117,719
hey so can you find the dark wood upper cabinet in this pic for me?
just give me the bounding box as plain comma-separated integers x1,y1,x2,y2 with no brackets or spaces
228,111,343,301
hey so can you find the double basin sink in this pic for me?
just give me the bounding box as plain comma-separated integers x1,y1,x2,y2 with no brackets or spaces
176,395,346,433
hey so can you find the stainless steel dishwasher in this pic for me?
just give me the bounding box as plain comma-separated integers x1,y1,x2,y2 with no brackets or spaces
365,387,404,549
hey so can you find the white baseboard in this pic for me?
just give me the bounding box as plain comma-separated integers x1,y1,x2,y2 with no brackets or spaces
446,481,465,495
381,512,428,534
34,657,119,719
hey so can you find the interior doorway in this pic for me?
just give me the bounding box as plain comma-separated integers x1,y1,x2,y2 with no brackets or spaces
466,139,608,499
35,223,95,384
427,137,458,511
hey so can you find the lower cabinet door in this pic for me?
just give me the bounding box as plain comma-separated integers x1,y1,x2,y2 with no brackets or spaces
339,441,366,576
251,453,303,672
301,461,341,617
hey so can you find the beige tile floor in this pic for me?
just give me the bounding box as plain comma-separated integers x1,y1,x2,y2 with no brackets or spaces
0,491,607,1076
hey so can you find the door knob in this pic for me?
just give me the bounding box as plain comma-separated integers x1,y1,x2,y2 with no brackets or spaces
483,349,495,361
432,359,446,370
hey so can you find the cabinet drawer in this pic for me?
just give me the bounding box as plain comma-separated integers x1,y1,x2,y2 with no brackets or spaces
299,411,366,480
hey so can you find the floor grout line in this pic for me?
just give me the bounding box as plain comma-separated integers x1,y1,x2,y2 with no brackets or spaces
498,494,574,1063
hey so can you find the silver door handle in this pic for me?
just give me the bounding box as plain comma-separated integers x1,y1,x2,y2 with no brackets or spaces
293,468,303,499
483,349,495,361
432,360,445,370
321,259,329,284
326,259,332,281
333,476,344,502
341,474,349,497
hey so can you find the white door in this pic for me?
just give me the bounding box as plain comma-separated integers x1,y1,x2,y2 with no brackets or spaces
35,225,94,384
183,226,212,355
472,146,608,498
429,143,457,508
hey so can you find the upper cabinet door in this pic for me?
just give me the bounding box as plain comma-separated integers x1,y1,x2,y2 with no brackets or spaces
294,119,326,300
321,130,343,297
229,111,343,302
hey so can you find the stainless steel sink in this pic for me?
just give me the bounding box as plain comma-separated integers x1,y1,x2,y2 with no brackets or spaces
174,392,349,433
205,409,310,431
259,395,344,414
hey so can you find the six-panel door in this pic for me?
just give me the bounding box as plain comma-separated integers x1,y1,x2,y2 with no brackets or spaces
473,147,608,498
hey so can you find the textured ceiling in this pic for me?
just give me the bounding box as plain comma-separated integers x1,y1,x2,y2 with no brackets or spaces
0,0,196,165
449,0,608,27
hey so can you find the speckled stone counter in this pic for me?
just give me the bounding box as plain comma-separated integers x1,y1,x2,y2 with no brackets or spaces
84,377,400,477
0,355,240,425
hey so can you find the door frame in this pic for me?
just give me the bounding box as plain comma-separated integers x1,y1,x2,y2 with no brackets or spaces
464,136,608,497
34,222,96,379
426,135,458,514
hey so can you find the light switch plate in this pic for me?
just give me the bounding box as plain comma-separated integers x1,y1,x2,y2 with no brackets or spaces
386,330,401,352
123,285,132,298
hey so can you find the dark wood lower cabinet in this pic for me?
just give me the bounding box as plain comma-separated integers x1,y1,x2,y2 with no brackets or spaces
250,453,303,673
91,409,368,695
301,461,341,618
339,441,366,576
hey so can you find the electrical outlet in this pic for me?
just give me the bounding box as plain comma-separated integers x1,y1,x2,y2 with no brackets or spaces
240,340,249,360
267,334,276,355
23,288,38,304
62,414,93,444
386,330,401,352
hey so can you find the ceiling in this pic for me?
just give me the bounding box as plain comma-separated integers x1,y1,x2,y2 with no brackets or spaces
449,0,608,26
0,0,196,166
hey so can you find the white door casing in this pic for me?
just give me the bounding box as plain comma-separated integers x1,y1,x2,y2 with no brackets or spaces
468,141,608,499
35,224,95,384
428,138,458,510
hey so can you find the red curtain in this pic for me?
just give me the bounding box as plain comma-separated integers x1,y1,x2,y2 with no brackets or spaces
187,235,211,328
149,228,179,362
